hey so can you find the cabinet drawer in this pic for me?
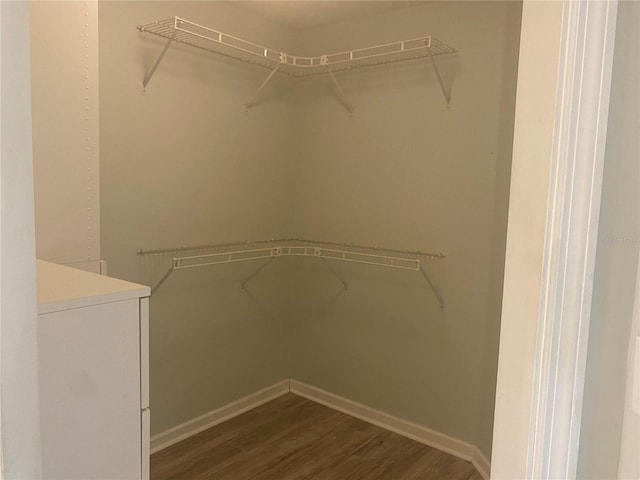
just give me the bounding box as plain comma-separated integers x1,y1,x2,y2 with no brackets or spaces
39,299,142,479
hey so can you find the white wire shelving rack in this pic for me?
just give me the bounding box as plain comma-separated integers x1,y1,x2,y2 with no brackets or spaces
137,17,457,111
137,238,445,308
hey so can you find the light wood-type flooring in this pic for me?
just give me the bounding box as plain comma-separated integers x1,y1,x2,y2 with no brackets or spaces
151,393,483,480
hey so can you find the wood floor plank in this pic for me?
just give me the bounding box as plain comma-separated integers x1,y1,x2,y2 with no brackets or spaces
151,393,483,480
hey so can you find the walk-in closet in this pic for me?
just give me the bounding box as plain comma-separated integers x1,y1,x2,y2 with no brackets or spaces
28,1,523,478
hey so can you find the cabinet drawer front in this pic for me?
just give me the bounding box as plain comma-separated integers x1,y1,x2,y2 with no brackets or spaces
39,299,142,479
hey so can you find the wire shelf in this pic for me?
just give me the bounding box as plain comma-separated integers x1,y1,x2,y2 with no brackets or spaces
138,239,445,308
136,238,445,260
138,17,457,78
173,246,421,272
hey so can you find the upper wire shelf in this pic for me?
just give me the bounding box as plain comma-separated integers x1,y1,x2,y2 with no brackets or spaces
138,17,457,78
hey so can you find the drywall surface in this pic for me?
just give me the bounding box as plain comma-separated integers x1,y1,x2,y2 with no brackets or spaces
99,1,297,434
100,0,520,456
1,1,43,477
30,1,101,270
577,1,640,478
287,1,520,458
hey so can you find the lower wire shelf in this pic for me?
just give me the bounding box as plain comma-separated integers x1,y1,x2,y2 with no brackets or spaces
138,238,445,308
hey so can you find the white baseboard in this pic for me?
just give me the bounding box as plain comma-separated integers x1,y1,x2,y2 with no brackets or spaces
290,380,490,480
472,448,491,480
150,378,491,479
150,379,290,453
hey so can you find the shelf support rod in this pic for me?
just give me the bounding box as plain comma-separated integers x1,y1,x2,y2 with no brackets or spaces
318,285,348,315
240,256,276,290
151,263,176,295
327,70,354,115
427,50,451,106
321,258,348,291
242,286,273,321
419,264,444,309
246,66,280,110
142,33,176,91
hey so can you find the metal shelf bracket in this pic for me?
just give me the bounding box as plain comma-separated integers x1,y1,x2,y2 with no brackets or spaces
427,49,451,106
142,32,176,92
327,70,354,115
419,264,444,308
150,262,175,295
240,256,277,290
246,66,281,110
320,256,349,291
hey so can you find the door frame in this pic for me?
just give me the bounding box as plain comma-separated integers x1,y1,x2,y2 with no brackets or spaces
491,0,619,478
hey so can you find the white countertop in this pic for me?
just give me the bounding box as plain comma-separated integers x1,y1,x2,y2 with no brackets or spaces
37,260,150,314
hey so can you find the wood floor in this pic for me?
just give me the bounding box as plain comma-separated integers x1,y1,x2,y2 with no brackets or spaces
151,393,483,480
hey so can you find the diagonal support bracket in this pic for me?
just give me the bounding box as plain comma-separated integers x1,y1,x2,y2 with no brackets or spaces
240,256,278,321
327,70,354,115
320,257,348,291
242,285,274,321
419,264,444,309
240,256,277,290
427,50,451,106
317,286,348,315
246,66,280,110
150,263,176,295
142,33,176,92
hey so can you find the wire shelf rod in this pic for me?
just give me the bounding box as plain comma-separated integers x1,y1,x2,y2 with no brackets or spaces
173,247,279,268
137,17,457,93
144,241,444,307
169,246,420,271
173,255,274,270
314,248,420,271
149,247,280,293
171,16,288,63
136,237,446,259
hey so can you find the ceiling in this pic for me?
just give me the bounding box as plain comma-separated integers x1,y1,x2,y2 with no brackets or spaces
230,1,425,31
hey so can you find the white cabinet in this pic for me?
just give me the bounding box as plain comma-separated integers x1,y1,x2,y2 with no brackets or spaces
36,260,150,480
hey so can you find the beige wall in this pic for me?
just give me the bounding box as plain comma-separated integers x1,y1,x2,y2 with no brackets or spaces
578,1,640,477
30,1,101,271
99,1,297,434
287,1,520,458
99,0,520,454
